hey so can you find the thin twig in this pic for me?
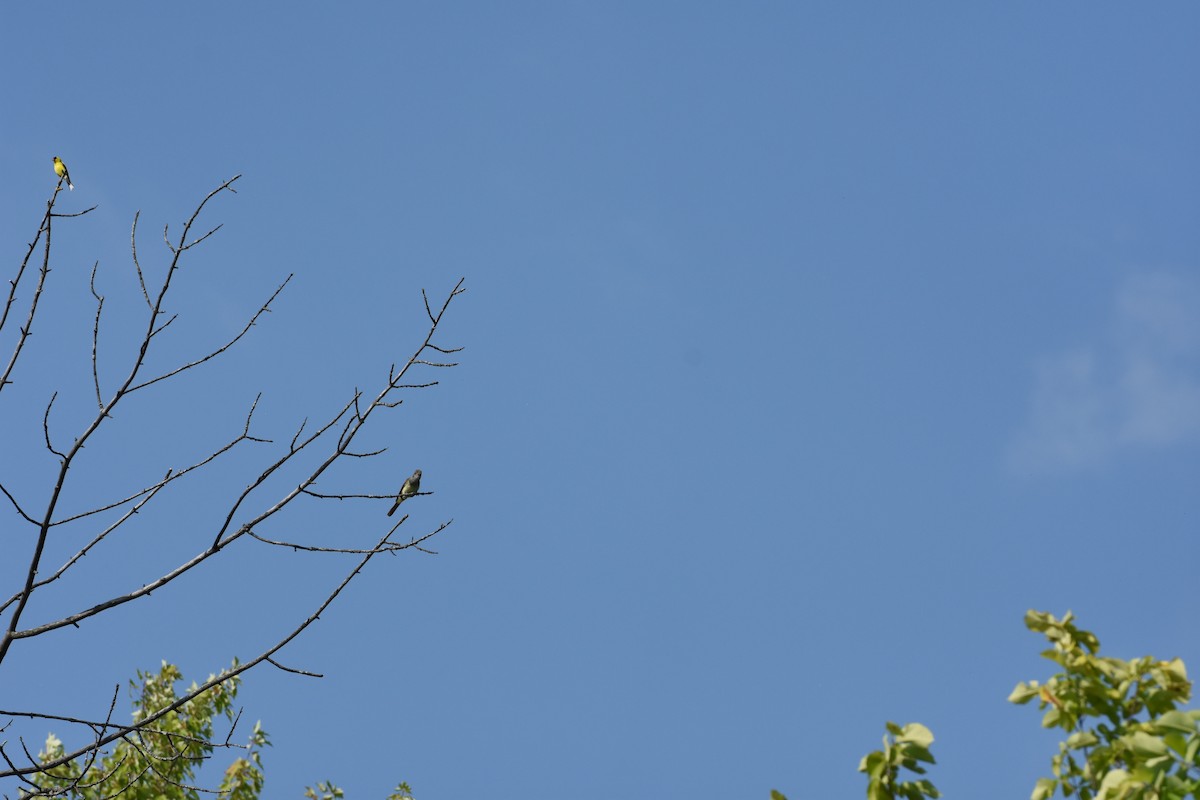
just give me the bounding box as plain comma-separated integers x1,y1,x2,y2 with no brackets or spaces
131,211,152,309
265,658,323,678
0,481,167,616
89,261,104,407
1,201,55,395
42,392,64,459
0,482,37,525
301,489,430,501
130,276,292,392
245,521,447,554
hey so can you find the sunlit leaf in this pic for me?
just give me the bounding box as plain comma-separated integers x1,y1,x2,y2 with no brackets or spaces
898,723,934,749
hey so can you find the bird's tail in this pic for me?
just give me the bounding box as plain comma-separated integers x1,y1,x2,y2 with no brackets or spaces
387,501,400,517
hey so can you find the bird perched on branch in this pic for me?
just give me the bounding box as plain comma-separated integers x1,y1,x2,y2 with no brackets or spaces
387,469,422,516
53,156,74,191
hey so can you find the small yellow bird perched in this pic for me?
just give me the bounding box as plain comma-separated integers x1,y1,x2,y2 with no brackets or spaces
53,156,74,191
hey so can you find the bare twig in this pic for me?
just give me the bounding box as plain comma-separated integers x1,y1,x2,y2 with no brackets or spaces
178,222,223,253
148,313,178,339
301,489,430,501
2,201,56,396
49,207,98,219
42,392,64,460
289,418,309,451
246,517,449,554
131,211,152,309
0,481,167,616
51,394,268,529
0,192,94,342
0,216,49,339
422,287,436,325
90,262,104,407
0,482,37,525
265,658,323,678
130,276,292,392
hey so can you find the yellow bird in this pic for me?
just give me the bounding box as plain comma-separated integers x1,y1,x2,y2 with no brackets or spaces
52,156,74,191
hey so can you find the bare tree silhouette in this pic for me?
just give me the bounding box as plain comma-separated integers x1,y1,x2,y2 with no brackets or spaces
0,175,465,797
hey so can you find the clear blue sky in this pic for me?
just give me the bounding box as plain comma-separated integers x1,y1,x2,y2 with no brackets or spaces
2,4,1198,798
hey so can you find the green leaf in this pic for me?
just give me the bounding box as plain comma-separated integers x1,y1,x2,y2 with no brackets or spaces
1127,731,1169,758
898,723,934,749
1162,732,1187,757
1025,610,1052,631
900,745,936,765
1160,658,1188,683
1031,777,1057,800
1010,682,1041,704
1066,731,1099,749
386,783,415,800
1184,734,1199,764
1155,711,1198,735
859,751,884,774
1099,767,1132,796
913,779,941,798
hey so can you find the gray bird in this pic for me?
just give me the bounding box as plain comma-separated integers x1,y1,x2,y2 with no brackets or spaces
387,469,422,516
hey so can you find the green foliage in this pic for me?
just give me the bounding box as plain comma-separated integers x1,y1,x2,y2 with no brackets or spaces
30,663,413,800
32,661,266,800
304,782,414,800
385,783,416,800
304,781,345,800
772,611,1199,800
1009,610,1198,800
856,722,940,800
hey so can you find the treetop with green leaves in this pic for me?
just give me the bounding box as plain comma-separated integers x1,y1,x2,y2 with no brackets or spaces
772,610,1198,800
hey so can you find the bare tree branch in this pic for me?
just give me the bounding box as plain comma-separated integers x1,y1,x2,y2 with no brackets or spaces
0,479,167,616
10,271,463,640
2,525,411,780
0,174,468,794
2,201,56,397
0,176,243,668
129,276,292,392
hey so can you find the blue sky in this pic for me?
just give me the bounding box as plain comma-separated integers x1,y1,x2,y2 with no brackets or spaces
2,3,1198,798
